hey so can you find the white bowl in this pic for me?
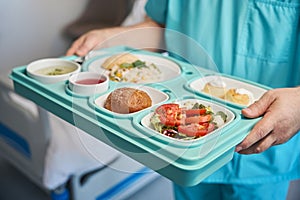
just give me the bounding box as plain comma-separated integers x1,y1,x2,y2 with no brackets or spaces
68,71,109,96
26,58,81,84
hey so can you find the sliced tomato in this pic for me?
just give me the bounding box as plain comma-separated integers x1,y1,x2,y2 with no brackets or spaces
178,123,207,137
185,114,212,124
155,103,180,115
178,123,215,137
155,103,183,126
159,115,183,126
182,108,207,116
201,123,215,133
206,123,215,133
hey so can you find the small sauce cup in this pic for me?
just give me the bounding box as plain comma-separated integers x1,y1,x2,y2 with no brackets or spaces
68,72,109,96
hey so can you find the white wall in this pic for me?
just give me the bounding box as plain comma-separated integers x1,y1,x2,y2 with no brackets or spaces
0,0,88,72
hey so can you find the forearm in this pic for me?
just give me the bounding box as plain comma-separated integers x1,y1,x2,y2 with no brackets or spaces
97,16,164,51
66,17,164,56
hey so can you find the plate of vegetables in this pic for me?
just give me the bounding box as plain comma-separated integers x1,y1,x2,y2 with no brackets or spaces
141,99,236,142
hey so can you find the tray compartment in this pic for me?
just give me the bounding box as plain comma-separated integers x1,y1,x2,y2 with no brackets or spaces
136,98,239,147
86,52,182,84
187,74,269,108
90,84,169,118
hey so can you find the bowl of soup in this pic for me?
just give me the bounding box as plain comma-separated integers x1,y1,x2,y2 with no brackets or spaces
68,71,109,96
26,58,81,84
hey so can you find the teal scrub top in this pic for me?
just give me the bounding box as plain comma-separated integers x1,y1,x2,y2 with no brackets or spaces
146,0,300,184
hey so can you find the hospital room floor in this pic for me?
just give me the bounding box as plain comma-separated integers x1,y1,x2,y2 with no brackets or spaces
1,155,300,200
0,156,175,200
0,157,50,200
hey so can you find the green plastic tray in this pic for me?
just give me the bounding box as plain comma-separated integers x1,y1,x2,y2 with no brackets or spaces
10,46,270,186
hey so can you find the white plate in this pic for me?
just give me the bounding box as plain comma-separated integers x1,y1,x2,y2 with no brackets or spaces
189,75,267,106
87,53,181,83
94,85,169,117
141,98,236,143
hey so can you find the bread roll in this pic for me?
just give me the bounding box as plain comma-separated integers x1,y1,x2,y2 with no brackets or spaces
102,53,139,70
104,87,152,114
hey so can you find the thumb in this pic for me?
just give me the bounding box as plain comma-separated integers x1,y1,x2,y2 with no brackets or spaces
242,90,275,119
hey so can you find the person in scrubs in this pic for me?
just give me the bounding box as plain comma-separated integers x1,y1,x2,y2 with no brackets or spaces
66,1,300,199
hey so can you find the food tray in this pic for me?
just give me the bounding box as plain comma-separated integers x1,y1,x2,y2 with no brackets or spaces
10,46,270,186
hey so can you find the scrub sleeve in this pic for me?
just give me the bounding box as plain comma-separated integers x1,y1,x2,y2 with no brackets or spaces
146,0,300,199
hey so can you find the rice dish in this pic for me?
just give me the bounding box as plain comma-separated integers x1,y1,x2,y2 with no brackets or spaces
102,53,162,83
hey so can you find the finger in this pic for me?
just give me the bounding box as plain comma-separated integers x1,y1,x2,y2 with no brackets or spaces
66,46,77,56
66,37,85,56
75,36,100,56
242,90,276,119
235,113,275,152
66,47,76,56
237,134,276,154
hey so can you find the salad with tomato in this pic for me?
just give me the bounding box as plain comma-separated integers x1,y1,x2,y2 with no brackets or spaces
150,102,228,140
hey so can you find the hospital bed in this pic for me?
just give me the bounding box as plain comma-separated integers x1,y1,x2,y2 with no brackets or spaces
0,68,169,200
